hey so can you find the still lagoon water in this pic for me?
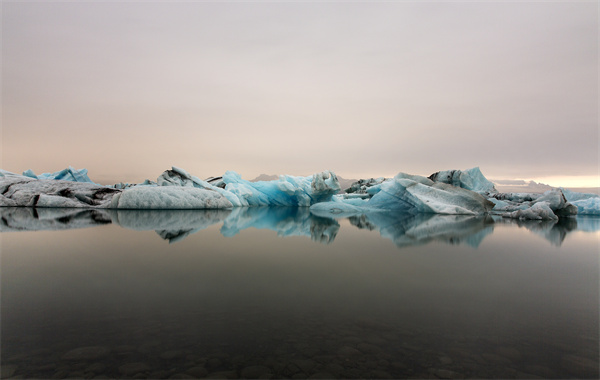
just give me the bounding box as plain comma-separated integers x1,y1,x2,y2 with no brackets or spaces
1,207,598,379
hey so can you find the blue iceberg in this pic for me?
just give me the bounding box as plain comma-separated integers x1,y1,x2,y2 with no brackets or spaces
311,172,494,216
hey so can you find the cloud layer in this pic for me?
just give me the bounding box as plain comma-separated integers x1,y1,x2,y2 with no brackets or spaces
2,2,597,185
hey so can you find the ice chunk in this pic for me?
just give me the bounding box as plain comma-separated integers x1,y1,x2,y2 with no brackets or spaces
559,188,600,215
0,176,119,208
504,201,558,220
344,177,388,195
428,167,497,194
561,188,599,202
221,170,340,207
110,186,232,209
22,169,37,178
28,166,96,184
570,198,600,215
312,172,493,216
491,189,577,219
156,167,244,207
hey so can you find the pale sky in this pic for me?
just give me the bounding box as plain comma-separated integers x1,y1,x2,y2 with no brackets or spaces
1,1,598,186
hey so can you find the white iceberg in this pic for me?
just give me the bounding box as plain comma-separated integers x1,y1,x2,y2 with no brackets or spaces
0,175,119,208
110,186,232,209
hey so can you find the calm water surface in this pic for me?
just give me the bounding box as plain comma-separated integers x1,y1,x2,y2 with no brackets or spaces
1,208,598,379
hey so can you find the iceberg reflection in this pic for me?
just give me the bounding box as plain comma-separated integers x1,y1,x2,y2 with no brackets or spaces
347,212,495,248
0,207,111,232
110,209,232,243
1,206,597,247
221,207,339,244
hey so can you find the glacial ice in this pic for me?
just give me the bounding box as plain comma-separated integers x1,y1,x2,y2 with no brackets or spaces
0,175,119,208
154,167,340,207
221,170,340,207
110,186,232,210
1,166,599,219
23,166,96,184
423,167,582,220
312,172,494,216
428,167,497,194
560,188,600,215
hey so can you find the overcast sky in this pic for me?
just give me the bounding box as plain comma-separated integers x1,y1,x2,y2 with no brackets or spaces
2,1,598,186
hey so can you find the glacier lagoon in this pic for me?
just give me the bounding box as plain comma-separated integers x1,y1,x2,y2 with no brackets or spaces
1,207,598,379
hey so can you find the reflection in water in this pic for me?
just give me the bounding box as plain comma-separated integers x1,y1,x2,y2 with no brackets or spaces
0,207,111,231
1,206,598,247
350,213,494,248
493,216,579,247
1,208,598,379
111,209,232,243
220,207,339,244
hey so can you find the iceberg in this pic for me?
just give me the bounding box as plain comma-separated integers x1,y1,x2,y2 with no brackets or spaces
0,175,119,208
2,165,598,219
428,167,497,195
22,166,96,184
154,167,341,207
312,172,494,216
426,167,580,220
109,186,232,210
220,170,340,207
560,188,600,215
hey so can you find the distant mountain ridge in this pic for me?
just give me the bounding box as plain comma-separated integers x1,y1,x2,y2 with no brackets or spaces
491,179,600,195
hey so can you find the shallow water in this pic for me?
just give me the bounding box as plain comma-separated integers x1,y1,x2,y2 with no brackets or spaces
1,208,598,379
